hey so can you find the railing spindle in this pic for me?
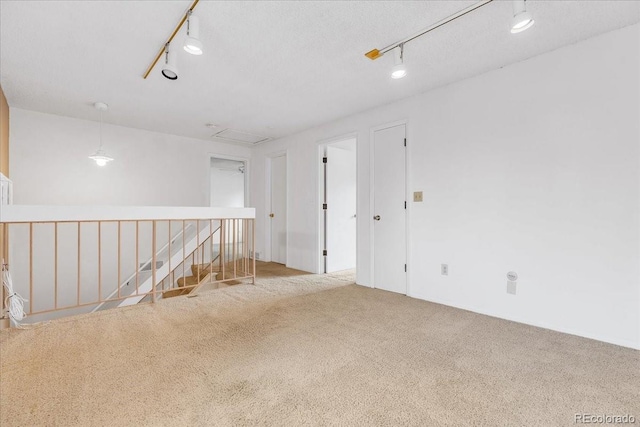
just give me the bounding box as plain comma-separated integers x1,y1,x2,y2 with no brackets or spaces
29,223,33,314
98,221,102,302
196,220,200,280
244,219,247,274
152,220,157,303
182,220,185,288
221,220,226,281
135,221,139,296
117,221,121,299
54,222,58,310
77,222,81,306
209,219,213,285
168,221,172,290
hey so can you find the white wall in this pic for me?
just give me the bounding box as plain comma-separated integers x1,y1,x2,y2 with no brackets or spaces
10,108,251,206
251,24,640,349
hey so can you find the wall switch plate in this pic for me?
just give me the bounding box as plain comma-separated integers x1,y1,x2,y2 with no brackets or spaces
413,191,423,202
507,280,517,295
441,264,448,276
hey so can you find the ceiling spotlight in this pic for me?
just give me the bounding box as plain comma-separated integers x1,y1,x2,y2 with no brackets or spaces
184,11,203,55
162,43,179,80
391,45,407,79
88,102,114,167
511,0,534,34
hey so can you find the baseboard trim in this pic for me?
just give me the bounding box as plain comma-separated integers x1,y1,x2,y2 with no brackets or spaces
407,292,639,350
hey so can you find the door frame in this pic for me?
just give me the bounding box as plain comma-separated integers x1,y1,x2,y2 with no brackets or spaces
265,150,288,264
207,153,251,208
369,120,411,296
316,133,358,274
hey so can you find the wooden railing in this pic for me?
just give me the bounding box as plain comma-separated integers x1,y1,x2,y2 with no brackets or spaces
0,206,255,325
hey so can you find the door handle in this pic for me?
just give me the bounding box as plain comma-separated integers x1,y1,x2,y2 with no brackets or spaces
269,213,275,218
373,215,381,221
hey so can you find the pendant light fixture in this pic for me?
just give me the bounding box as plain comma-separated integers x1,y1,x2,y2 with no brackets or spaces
183,10,203,55
88,102,114,167
161,43,179,80
391,44,407,79
511,0,535,34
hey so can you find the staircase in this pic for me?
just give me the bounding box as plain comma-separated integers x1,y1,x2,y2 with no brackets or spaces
163,260,244,299
92,222,219,312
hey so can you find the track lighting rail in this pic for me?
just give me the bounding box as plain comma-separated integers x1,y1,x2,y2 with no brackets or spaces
143,0,200,79
365,0,494,60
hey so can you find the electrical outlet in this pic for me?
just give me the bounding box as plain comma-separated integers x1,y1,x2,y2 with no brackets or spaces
441,264,448,276
413,191,423,202
255,252,261,260
507,281,517,295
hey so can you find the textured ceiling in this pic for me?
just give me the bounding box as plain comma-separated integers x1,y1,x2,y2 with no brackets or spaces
1,1,638,144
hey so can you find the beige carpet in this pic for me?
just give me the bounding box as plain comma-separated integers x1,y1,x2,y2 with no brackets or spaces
1,263,638,426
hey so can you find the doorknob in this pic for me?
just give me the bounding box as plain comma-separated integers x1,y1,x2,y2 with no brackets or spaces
373,215,381,221
269,213,275,218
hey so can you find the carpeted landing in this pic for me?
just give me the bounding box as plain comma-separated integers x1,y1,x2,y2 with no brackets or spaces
1,264,638,426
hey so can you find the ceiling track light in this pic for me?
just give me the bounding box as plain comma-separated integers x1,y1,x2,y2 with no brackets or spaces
511,0,535,34
391,44,407,79
162,43,179,80
364,0,495,62
143,0,201,79
364,0,534,70
88,102,114,167
184,10,203,55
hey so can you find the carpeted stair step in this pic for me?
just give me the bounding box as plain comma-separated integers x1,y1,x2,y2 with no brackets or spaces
190,263,218,279
176,275,200,288
162,287,193,299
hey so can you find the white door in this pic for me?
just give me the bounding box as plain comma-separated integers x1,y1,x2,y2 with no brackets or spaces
373,124,406,294
270,155,287,264
326,144,357,272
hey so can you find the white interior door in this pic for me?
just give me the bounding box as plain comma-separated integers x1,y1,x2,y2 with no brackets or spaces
326,144,356,272
270,155,287,264
373,124,406,294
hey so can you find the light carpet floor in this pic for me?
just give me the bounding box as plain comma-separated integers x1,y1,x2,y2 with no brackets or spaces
1,264,638,426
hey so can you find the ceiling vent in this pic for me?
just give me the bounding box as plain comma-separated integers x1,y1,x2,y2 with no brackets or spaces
212,129,270,145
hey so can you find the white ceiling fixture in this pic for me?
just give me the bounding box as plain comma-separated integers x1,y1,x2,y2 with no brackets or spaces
143,0,201,80
390,44,407,79
365,0,535,76
364,0,495,62
184,11,203,55
88,102,114,167
161,43,179,80
511,0,535,34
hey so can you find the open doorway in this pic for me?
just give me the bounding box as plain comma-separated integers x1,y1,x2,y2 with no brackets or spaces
320,138,357,273
210,157,247,207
